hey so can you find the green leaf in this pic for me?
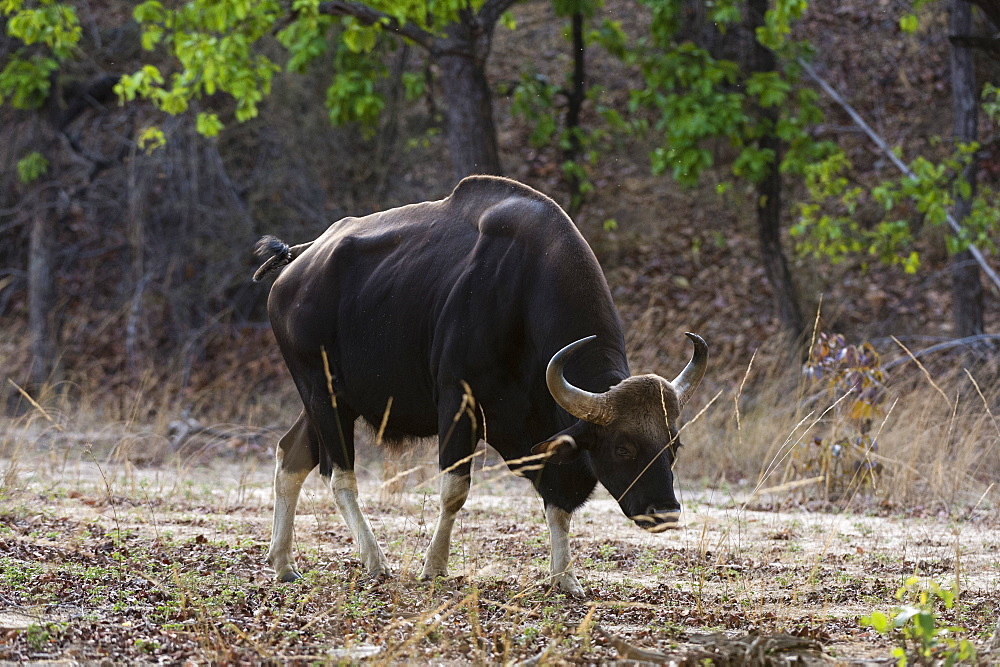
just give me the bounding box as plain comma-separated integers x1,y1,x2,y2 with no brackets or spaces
914,611,936,638
899,13,918,34
0,56,58,109
6,3,81,57
141,26,163,50
195,111,224,137
862,611,889,634
342,20,378,53
16,151,48,184
137,126,166,154
500,10,516,30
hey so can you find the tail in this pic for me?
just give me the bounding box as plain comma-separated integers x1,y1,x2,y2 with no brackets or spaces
252,236,292,282
254,235,317,282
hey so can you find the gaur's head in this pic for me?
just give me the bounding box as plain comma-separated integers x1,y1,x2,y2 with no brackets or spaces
532,334,708,532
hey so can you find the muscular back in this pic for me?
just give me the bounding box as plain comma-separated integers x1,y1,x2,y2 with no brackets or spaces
267,176,627,452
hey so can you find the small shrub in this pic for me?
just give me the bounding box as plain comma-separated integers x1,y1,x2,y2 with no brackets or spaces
861,577,977,666
786,333,885,499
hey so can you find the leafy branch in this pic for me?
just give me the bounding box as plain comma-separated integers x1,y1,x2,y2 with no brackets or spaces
792,59,1000,288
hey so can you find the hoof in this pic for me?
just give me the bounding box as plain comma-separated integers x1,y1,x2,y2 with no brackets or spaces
276,568,302,583
367,570,393,586
553,573,586,598
363,560,392,579
417,568,447,582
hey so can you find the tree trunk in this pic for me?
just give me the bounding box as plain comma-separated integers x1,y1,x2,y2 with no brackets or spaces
563,11,587,214
28,205,59,388
437,50,501,179
436,11,501,180
319,1,510,181
950,0,984,338
755,138,805,341
747,0,805,341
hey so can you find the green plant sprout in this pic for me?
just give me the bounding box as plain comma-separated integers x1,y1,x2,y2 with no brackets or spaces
861,577,976,666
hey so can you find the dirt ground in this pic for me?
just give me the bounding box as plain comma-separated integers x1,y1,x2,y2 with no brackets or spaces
1,443,998,664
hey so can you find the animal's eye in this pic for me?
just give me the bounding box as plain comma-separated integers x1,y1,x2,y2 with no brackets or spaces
615,446,635,460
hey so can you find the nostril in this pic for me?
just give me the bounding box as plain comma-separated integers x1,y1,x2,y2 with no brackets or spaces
646,505,681,520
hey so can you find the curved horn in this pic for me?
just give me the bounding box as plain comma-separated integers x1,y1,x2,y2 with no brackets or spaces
672,332,709,407
546,336,615,425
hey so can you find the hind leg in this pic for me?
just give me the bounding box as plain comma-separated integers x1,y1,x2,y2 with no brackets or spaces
267,412,317,582
328,467,390,576
288,363,390,576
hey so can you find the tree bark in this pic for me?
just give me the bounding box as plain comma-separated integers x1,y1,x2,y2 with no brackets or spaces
433,4,510,180
437,20,501,179
319,0,511,180
563,11,587,214
747,0,805,341
755,135,805,341
950,0,984,338
28,203,59,388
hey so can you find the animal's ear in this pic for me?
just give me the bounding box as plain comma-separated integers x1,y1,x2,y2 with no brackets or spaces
531,421,593,465
531,434,580,464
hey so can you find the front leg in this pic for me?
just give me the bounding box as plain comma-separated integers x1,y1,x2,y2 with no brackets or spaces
420,472,471,579
422,384,478,580
329,468,390,576
545,503,585,597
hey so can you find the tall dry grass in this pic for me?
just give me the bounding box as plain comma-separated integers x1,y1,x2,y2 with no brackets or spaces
676,339,1000,513
3,318,999,516
0,340,300,500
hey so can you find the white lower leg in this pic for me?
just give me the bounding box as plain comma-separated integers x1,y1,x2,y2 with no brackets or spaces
267,462,311,582
546,504,585,597
331,469,389,575
421,473,471,579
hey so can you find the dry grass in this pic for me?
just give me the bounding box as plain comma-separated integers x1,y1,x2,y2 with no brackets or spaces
6,319,999,516
671,336,1000,517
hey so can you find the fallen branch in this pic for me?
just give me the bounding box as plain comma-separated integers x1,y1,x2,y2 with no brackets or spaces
798,58,1000,293
595,625,833,665
883,334,1000,370
594,625,675,664
167,418,273,451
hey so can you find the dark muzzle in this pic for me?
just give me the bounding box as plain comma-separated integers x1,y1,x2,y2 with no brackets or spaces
631,506,681,532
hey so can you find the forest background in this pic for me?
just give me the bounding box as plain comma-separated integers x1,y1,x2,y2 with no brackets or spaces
2,0,1000,486
5,0,1000,662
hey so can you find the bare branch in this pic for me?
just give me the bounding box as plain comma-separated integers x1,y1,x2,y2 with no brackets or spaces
594,626,673,664
317,1,436,51
476,0,521,31
883,334,1000,370
969,0,1000,31
949,33,1000,56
